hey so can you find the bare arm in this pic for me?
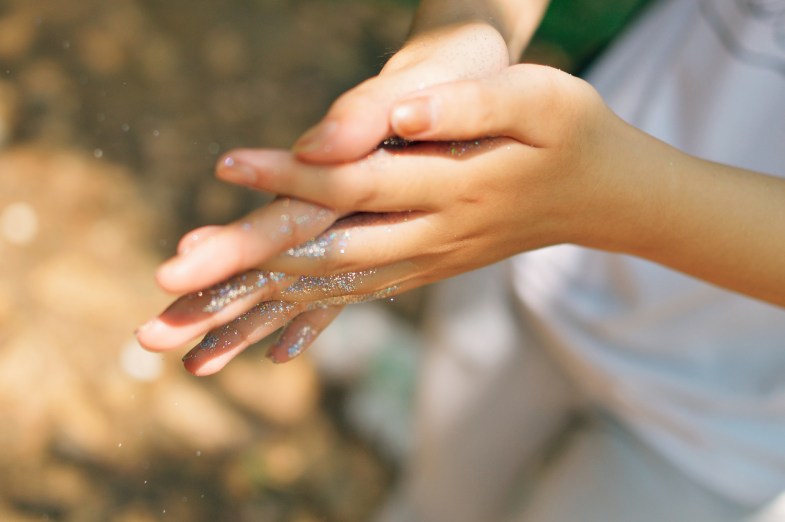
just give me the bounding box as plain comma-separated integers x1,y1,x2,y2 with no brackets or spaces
589,127,785,306
406,0,549,62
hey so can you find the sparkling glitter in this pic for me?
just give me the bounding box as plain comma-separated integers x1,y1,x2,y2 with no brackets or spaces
447,140,482,157
285,325,316,360
199,333,219,351
269,203,333,241
193,325,241,354
379,136,413,149
277,213,293,236
247,300,298,327
308,285,399,307
285,230,351,258
186,299,296,361
281,270,376,299
202,271,285,313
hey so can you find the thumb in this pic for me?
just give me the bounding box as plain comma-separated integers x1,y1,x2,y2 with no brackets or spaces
390,64,590,148
292,76,397,164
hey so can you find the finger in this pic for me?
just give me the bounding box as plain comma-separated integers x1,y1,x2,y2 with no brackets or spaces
276,266,405,304
390,64,591,147
289,72,416,164
290,30,511,165
266,305,343,364
182,300,303,376
264,211,432,277
156,198,337,294
217,138,508,214
216,147,437,213
177,226,221,255
136,271,295,352
292,100,391,164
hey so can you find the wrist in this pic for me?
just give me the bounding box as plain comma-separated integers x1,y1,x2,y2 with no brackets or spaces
381,22,509,78
569,117,689,258
405,0,547,63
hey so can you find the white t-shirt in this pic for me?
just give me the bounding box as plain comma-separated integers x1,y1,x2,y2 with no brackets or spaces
512,0,785,506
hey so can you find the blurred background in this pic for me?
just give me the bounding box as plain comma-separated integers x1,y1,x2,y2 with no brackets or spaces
0,0,647,520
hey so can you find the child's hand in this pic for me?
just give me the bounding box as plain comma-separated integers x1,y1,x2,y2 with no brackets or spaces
141,64,643,374
291,22,510,163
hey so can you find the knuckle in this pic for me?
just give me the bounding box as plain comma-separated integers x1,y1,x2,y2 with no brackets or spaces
466,83,496,132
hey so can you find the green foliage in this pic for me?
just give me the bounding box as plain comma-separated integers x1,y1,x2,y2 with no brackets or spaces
531,0,653,71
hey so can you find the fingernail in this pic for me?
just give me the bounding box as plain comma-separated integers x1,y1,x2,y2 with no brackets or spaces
218,155,258,185
157,257,183,280
135,317,157,334
134,318,169,343
391,97,433,137
292,121,338,155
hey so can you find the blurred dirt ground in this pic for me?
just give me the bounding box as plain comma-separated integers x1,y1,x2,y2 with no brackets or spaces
0,0,413,520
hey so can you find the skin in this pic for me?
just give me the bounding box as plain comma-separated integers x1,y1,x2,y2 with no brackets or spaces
138,0,548,374
138,4,785,375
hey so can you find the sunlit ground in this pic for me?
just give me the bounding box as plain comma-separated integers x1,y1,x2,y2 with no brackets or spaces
0,1,413,520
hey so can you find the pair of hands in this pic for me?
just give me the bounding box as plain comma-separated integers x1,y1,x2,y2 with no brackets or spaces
136,25,628,376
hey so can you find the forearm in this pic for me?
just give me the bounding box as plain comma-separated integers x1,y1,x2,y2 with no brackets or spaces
406,0,550,63
583,119,785,307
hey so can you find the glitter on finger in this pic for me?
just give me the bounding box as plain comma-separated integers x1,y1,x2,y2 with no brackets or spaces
306,285,399,307
285,229,351,258
447,140,483,157
267,201,334,241
201,271,287,313
284,325,317,361
183,325,238,361
185,299,299,361
280,270,377,300
249,300,299,328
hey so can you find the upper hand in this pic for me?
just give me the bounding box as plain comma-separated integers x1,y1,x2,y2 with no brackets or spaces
291,22,510,163
165,64,623,303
